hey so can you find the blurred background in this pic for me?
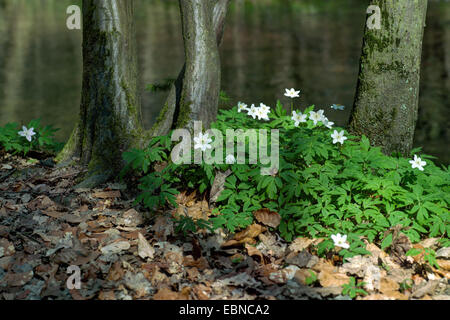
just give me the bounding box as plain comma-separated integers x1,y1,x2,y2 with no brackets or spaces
0,0,448,164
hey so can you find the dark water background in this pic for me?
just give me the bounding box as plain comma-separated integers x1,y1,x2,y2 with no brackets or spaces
0,0,448,164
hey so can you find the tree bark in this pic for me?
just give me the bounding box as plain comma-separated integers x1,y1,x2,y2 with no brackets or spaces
57,0,144,187
349,0,428,156
149,0,229,135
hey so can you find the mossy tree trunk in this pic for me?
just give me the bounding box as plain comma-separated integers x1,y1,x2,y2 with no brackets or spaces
349,0,428,156
150,0,229,135
57,0,144,187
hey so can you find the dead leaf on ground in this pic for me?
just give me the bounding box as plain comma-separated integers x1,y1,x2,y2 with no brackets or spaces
27,195,56,211
0,238,15,257
116,209,143,227
164,251,184,274
151,215,174,241
100,240,130,255
435,259,450,272
4,271,34,287
268,266,299,284
289,237,313,253
365,243,387,263
253,208,281,228
294,269,315,286
257,233,286,258
70,289,93,300
92,190,121,199
418,238,439,249
380,277,400,295
42,210,64,219
209,170,232,204
176,191,197,206
245,243,265,263
183,256,209,270
318,270,349,287
222,224,267,247
137,233,154,260
153,287,187,300
312,258,335,274
186,267,200,282
107,261,124,281
98,290,116,300
192,284,211,300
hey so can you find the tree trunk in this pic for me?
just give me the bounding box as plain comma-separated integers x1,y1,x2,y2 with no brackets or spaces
149,0,229,135
57,0,144,187
349,0,428,156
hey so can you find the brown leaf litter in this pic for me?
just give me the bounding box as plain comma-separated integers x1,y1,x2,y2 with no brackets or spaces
0,152,448,300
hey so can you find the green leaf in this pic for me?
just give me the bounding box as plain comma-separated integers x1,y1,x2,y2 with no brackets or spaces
406,248,423,257
381,233,393,250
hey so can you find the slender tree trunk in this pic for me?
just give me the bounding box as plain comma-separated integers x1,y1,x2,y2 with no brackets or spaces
57,0,144,187
149,0,229,135
349,0,428,156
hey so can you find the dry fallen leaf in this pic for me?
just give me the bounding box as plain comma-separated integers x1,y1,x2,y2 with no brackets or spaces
4,271,34,287
437,259,450,271
176,191,197,206
100,240,130,255
98,290,116,300
365,243,387,262
380,276,400,294
186,267,200,282
151,215,174,241
318,270,349,287
137,233,154,260
164,250,184,274
153,287,187,300
312,259,335,274
93,190,121,199
209,170,232,204
0,238,15,257
183,255,210,270
117,209,143,227
253,208,281,228
222,224,267,247
192,284,211,300
268,266,299,284
27,195,56,211
418,238,439,249
294,269,315,286
361,294,394,300
245,243,265,263
289,237,313,253
107,261,124,281
235,224,267,241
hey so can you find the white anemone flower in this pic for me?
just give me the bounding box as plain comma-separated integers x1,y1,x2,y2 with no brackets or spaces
316,109,324,117
237,102,248,113
331,130,347,145
225,154,236,164
254,107,270,121
18,126,36,142
291,110,307,127
247,104,258,119
193,132,212,152
284,88,300,98
259,103,271,115
331,233,350,249
322,118,334,129
409,155,426,171
309,111,323,125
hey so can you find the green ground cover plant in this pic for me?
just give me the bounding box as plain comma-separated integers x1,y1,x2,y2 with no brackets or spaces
119,98,449,260
0,119,62,156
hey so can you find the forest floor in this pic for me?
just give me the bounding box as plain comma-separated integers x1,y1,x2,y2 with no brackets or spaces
0,152,449,300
